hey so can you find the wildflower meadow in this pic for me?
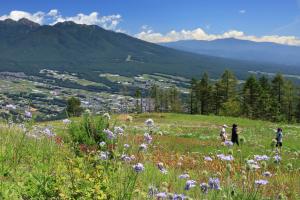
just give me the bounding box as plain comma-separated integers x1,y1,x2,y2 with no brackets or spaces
0,113,299,199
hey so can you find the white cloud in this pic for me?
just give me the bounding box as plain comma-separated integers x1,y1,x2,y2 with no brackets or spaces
0,9,122,30
47,9,59,17
53,12,122,30
0,10,46,24
134,27,300,46
239,10,246,14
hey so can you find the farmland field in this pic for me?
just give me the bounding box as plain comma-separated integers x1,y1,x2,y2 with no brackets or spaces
1,113,299,199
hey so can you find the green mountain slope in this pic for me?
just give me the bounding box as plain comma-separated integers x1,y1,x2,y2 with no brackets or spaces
0,18,290,81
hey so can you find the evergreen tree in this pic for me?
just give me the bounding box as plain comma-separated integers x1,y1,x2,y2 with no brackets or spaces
259,76,271,91
295,89,300,122
190,78,198,114
218,70,238,114
271,74,285,121
66,97,83,117
212,82,223,115
257,76,272,120
283,80,295,122
198,72,211,114
169,86,182,112
219,70,238,102
242,75,261,118
150,85,160,112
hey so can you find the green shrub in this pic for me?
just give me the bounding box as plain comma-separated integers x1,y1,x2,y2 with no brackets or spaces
68,113,110,145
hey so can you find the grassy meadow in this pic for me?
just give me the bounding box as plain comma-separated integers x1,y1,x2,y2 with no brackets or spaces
0,113,299,199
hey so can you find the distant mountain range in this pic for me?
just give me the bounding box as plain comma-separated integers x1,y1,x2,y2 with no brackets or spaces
160,38,300,67
0,18,299,82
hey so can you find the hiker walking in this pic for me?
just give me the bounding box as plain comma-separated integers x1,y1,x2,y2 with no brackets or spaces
220,124,228,142
275,128,283,152
231,124,239,145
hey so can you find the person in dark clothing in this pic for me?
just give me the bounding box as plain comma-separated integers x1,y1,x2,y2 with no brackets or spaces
231,124,239,145
275,128,283,152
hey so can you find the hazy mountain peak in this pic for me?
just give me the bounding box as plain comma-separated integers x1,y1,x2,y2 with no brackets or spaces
53,21,80,27
0,18,40,28
17,18,40,27
2,18,16,24
161,38,300,66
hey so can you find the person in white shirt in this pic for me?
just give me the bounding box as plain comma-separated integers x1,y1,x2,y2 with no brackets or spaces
220,124,228,142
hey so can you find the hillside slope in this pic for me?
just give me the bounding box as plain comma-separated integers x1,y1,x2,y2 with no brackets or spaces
160,38,300,67
0,19,295,81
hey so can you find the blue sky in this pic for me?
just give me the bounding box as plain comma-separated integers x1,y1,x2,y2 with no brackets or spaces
0,0,300,45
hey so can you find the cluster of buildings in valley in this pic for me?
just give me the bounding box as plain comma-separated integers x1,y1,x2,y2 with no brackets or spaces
0,72,138,121
0,70,190,121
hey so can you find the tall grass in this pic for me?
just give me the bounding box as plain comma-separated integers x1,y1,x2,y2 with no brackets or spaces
0,113,299,199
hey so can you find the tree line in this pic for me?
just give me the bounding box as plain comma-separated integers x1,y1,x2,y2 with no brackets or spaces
134,85,182,113
140,70,300,123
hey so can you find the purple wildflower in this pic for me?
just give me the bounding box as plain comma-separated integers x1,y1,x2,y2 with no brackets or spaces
184,180,196,190
157,162,168,174
224,141,233,147
43,128,55,137
156,192,167,199
139,143,147,151
173,194,188,199
25,111,32,118
178,173,190,179
133,163,144,173
273,155,281,163
145,118,154,127
103,129,116,140
124,144,130,148
208,178,221,190
144,133,153,144
217,154,234,161
255,179,268,186
99,141,106,147
121,154,132,162
254,155,270,161
114,126,124,135
204,156,213,161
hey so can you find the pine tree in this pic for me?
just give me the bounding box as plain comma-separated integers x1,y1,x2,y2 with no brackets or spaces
295,88,300,122
271,74,285,121
257,76,272,120
150,85,160,112
169,86,182,112
219,70,238,102
283,80,295,122
190,78,198,114
218,70,238,114
198,72,211,114
212,82,223,115
242,75,261,118
66,97,83,117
